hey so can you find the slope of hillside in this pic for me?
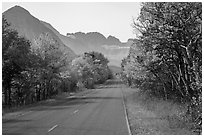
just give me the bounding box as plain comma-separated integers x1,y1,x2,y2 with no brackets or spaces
3,6,76,61
41,21,90,54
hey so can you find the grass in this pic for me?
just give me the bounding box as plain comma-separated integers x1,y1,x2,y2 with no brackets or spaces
123,87,197,135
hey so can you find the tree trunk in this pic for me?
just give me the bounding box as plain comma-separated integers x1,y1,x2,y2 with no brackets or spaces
169,71,184,97
36,84,41,101
178,59,193,101
8,83,12,107
4,88,8,106
151,70,168,100
43,81,47,100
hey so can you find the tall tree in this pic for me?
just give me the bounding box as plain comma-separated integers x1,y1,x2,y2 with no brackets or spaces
133,2,202,100
2,16,32,106
33,32,64,99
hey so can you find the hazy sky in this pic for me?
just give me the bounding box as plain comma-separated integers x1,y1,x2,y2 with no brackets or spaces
2,2,141,42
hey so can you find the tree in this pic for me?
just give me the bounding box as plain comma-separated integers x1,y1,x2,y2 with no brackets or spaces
2,17,70,106
71,51,111,89
33,32,65,99
122,2,201,132
2,17,78,107
2,16,33,106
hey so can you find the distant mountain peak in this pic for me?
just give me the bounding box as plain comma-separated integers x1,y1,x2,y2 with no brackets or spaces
107,35,121,43
86,32,106,40
5,5,30,15
3,5,76,60
86,31,103,35
74,32,85,35
107,35,117,39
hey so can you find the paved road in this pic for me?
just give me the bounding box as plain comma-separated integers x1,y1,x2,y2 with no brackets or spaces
2,80,130,135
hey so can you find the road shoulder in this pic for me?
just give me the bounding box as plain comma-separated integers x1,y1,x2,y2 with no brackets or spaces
122,87,197,135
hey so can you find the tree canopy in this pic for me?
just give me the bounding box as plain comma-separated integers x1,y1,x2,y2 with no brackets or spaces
121,2,201,133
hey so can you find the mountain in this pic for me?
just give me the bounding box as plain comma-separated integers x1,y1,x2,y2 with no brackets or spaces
67,32,133,66
3,5,133,67
3,6,76,62
43,22,133,66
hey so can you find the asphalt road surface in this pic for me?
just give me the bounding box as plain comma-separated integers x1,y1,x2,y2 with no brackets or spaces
2,80,130,135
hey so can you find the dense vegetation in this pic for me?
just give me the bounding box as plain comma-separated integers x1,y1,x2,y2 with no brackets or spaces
2,16,112,108
121,2,201,133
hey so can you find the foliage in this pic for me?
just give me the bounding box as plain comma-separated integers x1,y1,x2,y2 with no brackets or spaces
2,16,34,106
2,16,113,108
71,51,112,89
121,2,201,133
2,17,69,107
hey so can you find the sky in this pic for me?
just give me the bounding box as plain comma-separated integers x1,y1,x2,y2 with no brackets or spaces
2,2,141,42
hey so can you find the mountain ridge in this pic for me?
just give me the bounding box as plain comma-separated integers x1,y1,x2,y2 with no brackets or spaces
41,20,133,66
3,5,133,66
3,5,76,62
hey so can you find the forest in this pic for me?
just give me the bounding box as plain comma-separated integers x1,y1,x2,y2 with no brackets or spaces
121,2,201,133
2,16,112,108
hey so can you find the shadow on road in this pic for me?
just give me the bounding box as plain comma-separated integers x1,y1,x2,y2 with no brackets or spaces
29,99,94,111
95,85,121,89
103,79,123,85
3,119,32,124
28,95,120,111
95,79,123,89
